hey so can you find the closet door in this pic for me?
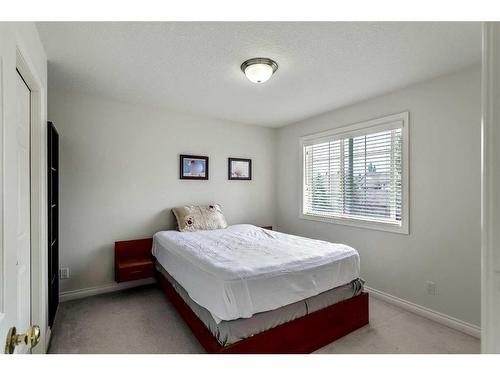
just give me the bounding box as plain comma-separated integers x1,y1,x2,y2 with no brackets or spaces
48,121,59,328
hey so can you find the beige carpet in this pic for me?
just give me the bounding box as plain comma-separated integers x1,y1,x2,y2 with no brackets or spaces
48,284,479,354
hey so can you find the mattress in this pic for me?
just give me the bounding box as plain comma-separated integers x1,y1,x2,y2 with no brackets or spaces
152,224,360,322
157,262,364,346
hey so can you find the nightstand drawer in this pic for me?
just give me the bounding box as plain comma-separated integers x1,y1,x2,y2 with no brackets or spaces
115,238,154,283
117,262,154,282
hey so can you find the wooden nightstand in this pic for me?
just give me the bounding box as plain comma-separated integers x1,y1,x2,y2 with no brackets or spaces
261,225,273,230
115,238,154,283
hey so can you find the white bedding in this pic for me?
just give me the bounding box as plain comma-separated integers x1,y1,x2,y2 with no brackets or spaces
152,224,360,322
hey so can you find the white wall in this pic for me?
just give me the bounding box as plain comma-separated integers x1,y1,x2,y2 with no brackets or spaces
48,90,276,293
275,65,481,326
0,23,48,352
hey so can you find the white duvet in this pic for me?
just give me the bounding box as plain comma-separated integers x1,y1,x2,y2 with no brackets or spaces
152,224,359,322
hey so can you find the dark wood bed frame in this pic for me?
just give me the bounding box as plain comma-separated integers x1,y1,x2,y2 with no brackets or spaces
157,271,369,354
115,237,369,353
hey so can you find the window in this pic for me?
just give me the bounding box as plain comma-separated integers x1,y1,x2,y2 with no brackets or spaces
301,112,409,233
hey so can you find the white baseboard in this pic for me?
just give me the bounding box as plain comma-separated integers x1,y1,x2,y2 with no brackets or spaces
365,286,481,339
59,278,156,302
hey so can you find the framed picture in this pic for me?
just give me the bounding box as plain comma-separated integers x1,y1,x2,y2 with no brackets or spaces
228,158,252,180
180,154,209,180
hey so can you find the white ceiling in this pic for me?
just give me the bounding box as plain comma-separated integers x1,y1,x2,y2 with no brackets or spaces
37,22,481,127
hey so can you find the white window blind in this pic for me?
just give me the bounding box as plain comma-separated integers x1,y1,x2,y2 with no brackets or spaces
302,114,407,232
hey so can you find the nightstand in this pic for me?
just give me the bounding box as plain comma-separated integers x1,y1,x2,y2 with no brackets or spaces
115,238,154,283
261,225,273,230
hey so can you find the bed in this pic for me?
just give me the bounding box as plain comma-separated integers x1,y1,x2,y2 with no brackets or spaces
152,224,369,353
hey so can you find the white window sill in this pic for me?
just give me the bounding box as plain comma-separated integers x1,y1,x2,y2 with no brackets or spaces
299,213,409,234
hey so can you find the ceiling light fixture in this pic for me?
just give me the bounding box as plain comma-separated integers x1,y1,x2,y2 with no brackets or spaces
241,58,278,84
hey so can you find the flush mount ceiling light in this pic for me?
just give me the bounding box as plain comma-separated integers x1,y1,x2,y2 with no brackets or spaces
241,58,278,84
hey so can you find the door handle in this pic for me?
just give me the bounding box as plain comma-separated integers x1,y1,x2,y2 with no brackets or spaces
4,325,40,354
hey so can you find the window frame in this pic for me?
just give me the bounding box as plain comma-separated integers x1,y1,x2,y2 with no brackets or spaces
299,112,409,234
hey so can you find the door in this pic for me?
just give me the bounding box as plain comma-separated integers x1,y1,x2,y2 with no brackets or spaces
0,70,32,354
12,71,32,353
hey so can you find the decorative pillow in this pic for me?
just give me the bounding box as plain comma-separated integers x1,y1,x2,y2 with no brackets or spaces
172,204,228,232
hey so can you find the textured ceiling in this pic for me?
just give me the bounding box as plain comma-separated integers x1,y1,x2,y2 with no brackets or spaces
37,22,481,127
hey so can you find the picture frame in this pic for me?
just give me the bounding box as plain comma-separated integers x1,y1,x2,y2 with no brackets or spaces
228,157,252,180
180,154,209,180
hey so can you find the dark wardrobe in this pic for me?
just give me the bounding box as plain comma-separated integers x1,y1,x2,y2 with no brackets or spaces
47,121,59,328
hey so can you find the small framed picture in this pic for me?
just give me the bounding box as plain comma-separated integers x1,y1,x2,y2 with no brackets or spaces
228,158,252,180
180,155,209,180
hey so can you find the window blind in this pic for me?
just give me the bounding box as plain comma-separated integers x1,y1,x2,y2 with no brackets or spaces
303,126,403,226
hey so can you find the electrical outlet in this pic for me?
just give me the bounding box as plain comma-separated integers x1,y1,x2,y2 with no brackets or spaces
425,280,437,296
59,267,70,279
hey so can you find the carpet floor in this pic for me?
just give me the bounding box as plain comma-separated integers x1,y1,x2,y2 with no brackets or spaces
48,284,479,354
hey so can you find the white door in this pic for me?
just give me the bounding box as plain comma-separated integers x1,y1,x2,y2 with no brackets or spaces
0,69,32,354
14,71,32,353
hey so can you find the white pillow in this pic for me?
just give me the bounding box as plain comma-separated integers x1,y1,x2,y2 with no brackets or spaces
172,204,228,232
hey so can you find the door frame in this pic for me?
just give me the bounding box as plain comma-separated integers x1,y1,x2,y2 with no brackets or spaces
16,46,48,354
481,22,500,354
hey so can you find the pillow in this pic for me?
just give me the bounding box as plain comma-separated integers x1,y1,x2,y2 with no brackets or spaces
172,204,228,232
